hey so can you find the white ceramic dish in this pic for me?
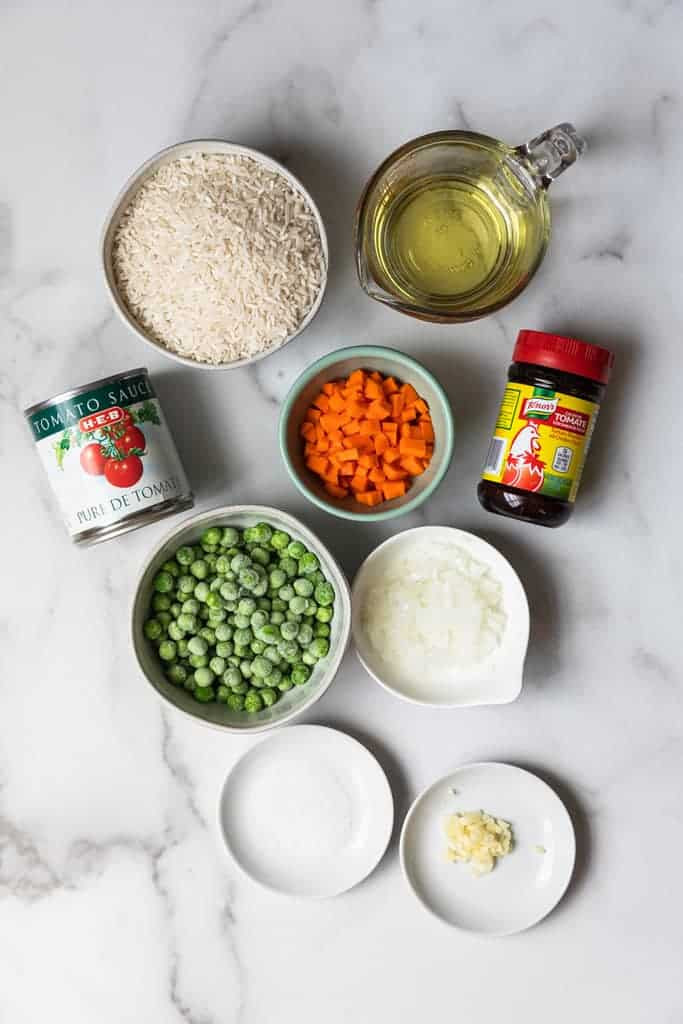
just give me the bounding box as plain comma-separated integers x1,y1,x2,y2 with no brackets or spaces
400,762,576,936
351,526,529,707
132,506,350,733
218,725,394,897
101,139,328,370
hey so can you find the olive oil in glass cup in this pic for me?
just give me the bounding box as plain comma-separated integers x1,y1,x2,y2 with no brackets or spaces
355,123,585,323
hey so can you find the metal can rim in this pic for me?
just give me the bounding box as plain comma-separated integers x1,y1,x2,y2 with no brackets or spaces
23,367,149,418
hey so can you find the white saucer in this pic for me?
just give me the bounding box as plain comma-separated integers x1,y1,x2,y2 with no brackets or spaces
218,725,394,898
400,762,576,935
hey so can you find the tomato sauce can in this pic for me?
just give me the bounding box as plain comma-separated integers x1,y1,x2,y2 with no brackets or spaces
25,368,193,545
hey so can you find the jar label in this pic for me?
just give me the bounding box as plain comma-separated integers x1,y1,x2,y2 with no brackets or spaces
481,383,599,502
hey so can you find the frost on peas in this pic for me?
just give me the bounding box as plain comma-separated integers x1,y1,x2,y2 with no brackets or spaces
286,540,306,560
239,566,260,591
314,582,335,607
168,621,185,642
176,545,194,566
215,555,232,575
269,611,285,626
231,680,248,695
215,623,233,642
209,656,226,675
223,667,242,689
194,581,210,602
215,641,233,658
194,666,215,687
260,687,278,708
220,580,239,602
279,620,299,642
310,637,329,660
285,610,302,624
278,583,295,603
231,552,251,573
198,626,216,645
256,624,280,645
233,628,252,647
204,554,218,572
208,608,227,624
250,639,266,655
177,612,198,633
298,552,319,575
154,571,175,593
233,644,250,659
289,596,307,615
293,578,314,598
240,660,253,679
297,624,314,647
187,636,208,657
263,646,281,665
264,667,282,687
271,530,290,551
190,559,209,580
252,522,273,544
177,575,195,595
221,527,240,547
181,598,200,615
159,640,177,662
237,597,257,616
144,619,163,641
233,613,251,630
252,656,272,679
269,568,286,590
152,593,172,612
279,557,298,579
188,653,209,668
250,609,268,631
209,577,223,592
278,640,300,664
177,638,190,658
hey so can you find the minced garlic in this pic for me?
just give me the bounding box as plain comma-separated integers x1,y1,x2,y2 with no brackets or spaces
444,810,513,876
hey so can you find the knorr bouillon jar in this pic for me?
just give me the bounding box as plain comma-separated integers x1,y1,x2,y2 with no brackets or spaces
478,330,614,527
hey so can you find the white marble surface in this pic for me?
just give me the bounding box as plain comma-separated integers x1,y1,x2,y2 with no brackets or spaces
1,1,682,1020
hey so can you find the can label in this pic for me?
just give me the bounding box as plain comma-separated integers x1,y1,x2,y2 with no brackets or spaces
27,372,191,537
481,383,599,502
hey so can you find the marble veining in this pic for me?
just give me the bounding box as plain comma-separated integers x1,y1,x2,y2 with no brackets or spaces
1,0,682,1021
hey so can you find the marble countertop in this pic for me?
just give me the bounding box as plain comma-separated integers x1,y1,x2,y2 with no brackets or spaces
2,1,682,1021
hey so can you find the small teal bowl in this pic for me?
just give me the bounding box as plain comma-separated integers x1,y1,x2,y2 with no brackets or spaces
279,345,454,522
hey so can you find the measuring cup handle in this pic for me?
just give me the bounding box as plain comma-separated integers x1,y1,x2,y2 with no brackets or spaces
516,123,586,187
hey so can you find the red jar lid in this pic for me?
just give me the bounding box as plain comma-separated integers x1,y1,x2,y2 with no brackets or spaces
513,330,614,384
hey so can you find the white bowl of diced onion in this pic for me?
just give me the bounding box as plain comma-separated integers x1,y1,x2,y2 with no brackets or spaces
351,526,529,707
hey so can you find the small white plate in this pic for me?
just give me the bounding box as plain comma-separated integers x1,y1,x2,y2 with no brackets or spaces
400,762,575,935
218,726,394,898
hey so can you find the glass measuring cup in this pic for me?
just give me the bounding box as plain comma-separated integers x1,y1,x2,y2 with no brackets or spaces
355,123,585,323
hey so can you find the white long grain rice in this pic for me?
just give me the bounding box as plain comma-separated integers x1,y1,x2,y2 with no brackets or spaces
112,153,325,365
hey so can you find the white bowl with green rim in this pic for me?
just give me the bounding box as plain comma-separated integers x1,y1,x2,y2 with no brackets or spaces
131,505,350,733
278,345,455,521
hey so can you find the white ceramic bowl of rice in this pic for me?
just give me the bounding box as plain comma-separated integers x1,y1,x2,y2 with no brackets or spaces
102,140,328,370
351,526,529,707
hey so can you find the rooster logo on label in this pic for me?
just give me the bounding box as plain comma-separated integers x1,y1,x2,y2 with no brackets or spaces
502,421,545,493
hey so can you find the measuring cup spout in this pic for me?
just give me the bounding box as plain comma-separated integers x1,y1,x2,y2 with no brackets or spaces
515,123,586,188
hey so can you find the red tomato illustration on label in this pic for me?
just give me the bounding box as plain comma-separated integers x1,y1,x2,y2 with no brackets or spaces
515,455,545,492
104,455,144,488
80,443,107,476
114,426,146,456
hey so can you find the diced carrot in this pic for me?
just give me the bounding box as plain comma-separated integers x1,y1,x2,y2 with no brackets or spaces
313,392,330,412
319,413,340,433
383,464,409,482
382,422,398,444
325,482,349,499
339,461,356,477
367,400,391,420
359,419,375,436
327,429,343,446
306,407,321,423
337,447,359,462
348,368,365,390
300,422,316,441
350,469,368,492
322,382,336,396
374,432,389,456
356,490,383,507
419,421,435,442
382,376,400,395
390,393,404,419
328,391,346,413
399,438,428,457
415,398,429,415
347,400,369,419
401,405,416,421
317,437,330,453
306,455,329,476
400,455,427,476
346,433,373,450
359,453,378,469
368,467,386,485
342,418,360,436
383,446,401,464
401,382,419,405
364,378,383,400
382,480,407,500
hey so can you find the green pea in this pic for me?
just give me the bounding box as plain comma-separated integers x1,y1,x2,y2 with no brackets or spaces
209,656,226,675
166,663,188,686
270,611,285,626
144,619,163,641
215,555,232,575
250,609,268,631
271,530,290,550
278,677,294,692
167,621,185,642
223,667,243,688
279,557,298,578
154,571,174,593
291,664,311,686
231,552,251,573
194,666,215,687
297,624,314,646
152,593,172,612
156,611,172,628
269,568,286,590
194,582,210,602
256,595,270,609
183,676,196,692
239,566,260,590
188,653,209,669
176,545,194,566
201,526,223,547
199,626,216,645
301,650,317,666
221,527,240,547
159,640,177,661
285,610,302,624
263,668,282,687
187,636,208,657
226,693,245,711
278,640,300,663
260,687,278,708
215,641,233,658
263,646,281,665
177,612,198,633
204,553,218,572
252,656,272,679
176,575,195,595
278,584,295,602
205,590,223,610
208,608,227,624
279,620,299,642
270,597,287,613
249,546,270,567
220,580,239,602
190,559,208,580
233,613,251,630
310,637,329,660
194,685,215,703
216,684,230,702
250,639,266,655
177,638,190,658
314,622,331,638
231,680,249,695
316,605,333,623
286,540,305,560
299,552,319,575
239,660,253,679
214,623,232,641
181,598,200,615
244,691,264,713
253,522,273,544
314,582,335,607
237,597,257,616
293,578,314,597
256,624,280,645
233,628,252,647
289,596,307,615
